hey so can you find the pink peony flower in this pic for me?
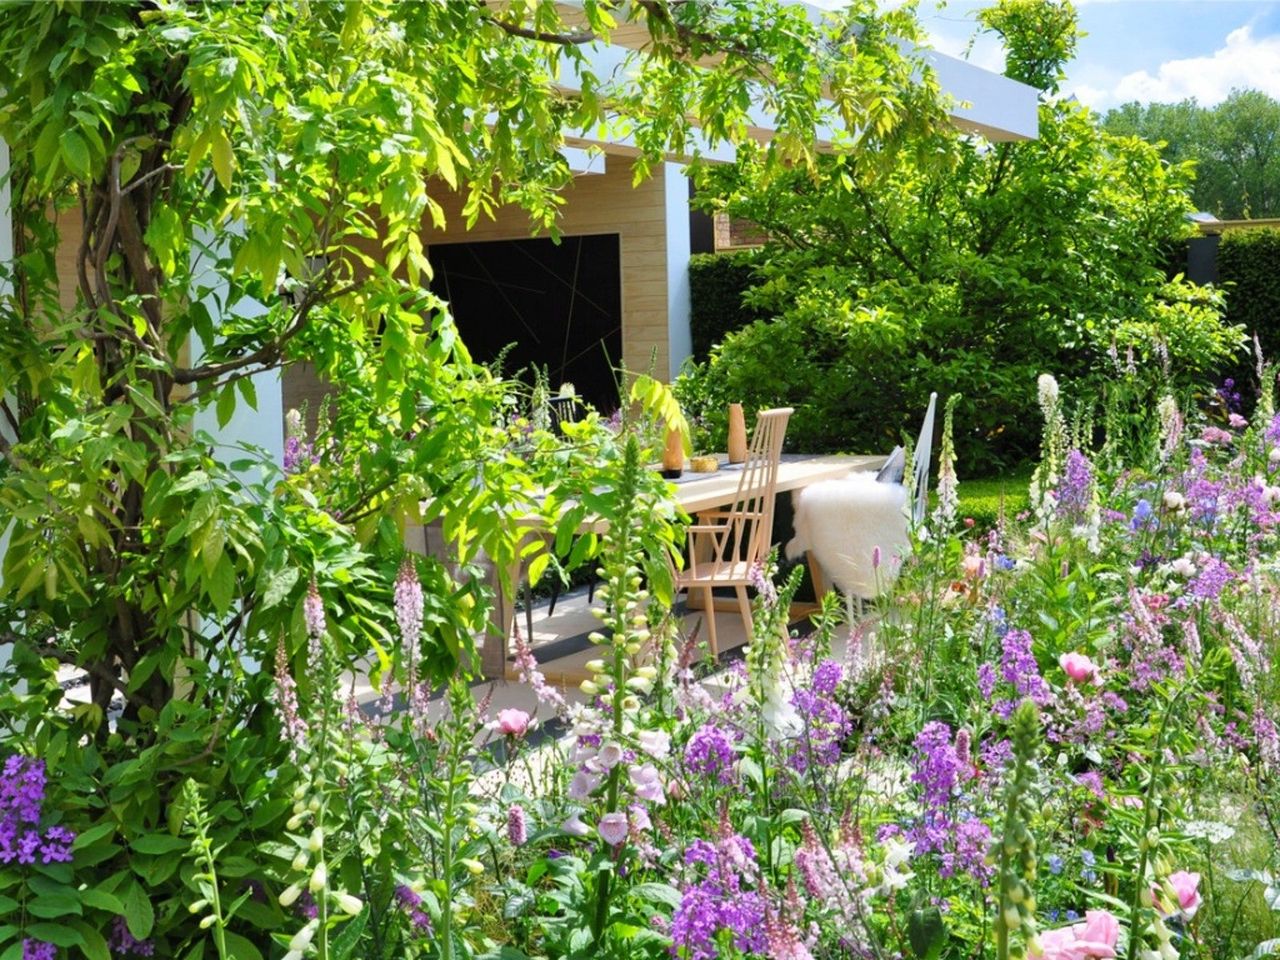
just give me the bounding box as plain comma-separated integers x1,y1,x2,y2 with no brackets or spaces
495,708,532,738
597,812,629,846
1155,870,1202,918
1059,652,1100,685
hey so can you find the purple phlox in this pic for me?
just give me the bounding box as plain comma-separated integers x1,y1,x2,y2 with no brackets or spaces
0,756,76,867
670,825,766,960
109,916,155,957
683,723,738,785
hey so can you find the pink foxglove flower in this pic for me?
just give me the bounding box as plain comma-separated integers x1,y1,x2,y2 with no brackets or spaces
561,812,590,837
1059,652,1100,685
507,805,527,847
596,741,624,770
637,730,670,759
568,769,601,800
597,812,629,846
629,764,666,804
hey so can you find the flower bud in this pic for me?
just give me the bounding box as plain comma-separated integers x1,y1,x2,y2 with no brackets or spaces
279,883,303,907
291,851,309,872
335,892,363,916
308,797,321,813
286,814,306,831
289,920,319,951
634,666,658,680
461,858,484,875
309,861,327,893
1003,906,1021,930
200,914,217,929
308,827,324,852
584,659,606,675
189,899,209,914
579,680,600,696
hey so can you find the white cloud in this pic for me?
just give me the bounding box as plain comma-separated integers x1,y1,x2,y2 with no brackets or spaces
1072,24,1280,108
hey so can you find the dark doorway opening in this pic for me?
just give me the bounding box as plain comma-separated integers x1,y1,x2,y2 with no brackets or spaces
428,234,622,412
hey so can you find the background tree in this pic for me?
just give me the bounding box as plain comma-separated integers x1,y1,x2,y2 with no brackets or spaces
1104,89,1280,218
0,1,943,952
678,0,1242,470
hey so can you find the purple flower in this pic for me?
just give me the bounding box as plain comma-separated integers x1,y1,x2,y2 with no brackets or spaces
992,629,1053,717
273,639,309,756
671,832,766,960
23,941,56,960
683,724,737,784
394,558,424,663
507,805,527,847
396,885,432,933
0,757,77,868
109,916,155,957
1056,449,1094,523
1130,498,1155,531
1187,556,1234,601
811,659,842,696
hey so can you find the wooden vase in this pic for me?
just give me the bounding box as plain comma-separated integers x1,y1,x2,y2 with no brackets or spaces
727,403,747,464
661,426,684,478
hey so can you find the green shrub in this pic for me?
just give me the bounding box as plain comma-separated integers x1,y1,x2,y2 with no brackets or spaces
688,250,767,361
1219,227,1280,365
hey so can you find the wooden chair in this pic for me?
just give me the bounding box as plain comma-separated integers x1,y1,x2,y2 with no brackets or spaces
674,407,792,657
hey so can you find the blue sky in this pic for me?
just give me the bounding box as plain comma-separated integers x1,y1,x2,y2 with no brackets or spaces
917,1,1280,110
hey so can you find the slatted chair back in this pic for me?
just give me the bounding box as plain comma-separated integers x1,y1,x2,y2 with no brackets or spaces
912,392,938,525
708,407,792,571
548,394,578,434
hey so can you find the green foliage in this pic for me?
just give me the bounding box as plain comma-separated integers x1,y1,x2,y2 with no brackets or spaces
0,0,937,953
1219,228,1280,375
687,251,767,361
1105,90,1280,219
677,0,1242,470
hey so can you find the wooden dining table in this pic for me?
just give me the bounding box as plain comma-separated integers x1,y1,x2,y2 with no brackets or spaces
409,452,885,678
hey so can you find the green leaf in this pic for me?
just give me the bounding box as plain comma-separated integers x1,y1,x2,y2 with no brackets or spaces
79,888,124,914
222,931,263,960
629,882,682,909
123,880,154,940
211,128,235,190
59,129,91,179
130,833,190,855
70,919,110,960
908,905,949,960
216,383,236,428
28,890,82,919
261,567,300,609
330,910,369,960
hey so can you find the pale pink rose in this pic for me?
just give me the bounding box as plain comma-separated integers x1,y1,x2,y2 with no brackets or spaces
629,764,666,804
561,812,590,837
1059,652,1099,685
1036,926,1084,960
962,554,984,579
597,812,629,846
1074,910,1119,957
495,708,532,738
1035,909,1118,960
1160,871,1202,917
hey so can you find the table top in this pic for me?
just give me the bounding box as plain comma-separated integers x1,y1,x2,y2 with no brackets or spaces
669,453,885,515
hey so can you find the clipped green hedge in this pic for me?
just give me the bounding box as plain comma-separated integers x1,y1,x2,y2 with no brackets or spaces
688,250,767,361
1218,228,1280,364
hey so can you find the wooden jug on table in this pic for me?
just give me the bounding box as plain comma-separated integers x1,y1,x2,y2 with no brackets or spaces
727,403,747,464
661,425,684,479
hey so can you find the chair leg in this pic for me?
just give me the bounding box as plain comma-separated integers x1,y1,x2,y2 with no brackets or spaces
701,586,718,660
547,577,560,618
735,585,754,643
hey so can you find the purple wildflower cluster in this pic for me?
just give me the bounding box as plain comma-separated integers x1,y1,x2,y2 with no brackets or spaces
683,723,737,784
0,757,75,866
109,916,155,957
22,941,55,960
906,723,994,883
396,884,433,935
670,831,766,960
983,629,1053,718
788,661,851,773
1187,556,1235,602
1056,449,1095,523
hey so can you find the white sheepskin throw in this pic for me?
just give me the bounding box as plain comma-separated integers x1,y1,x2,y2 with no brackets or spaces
786,474,911,599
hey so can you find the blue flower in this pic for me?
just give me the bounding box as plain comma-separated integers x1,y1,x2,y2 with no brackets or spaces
1047,854,1064,875
1130,498,1154,531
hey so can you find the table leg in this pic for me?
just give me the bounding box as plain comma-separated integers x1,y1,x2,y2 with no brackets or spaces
807,550,830,603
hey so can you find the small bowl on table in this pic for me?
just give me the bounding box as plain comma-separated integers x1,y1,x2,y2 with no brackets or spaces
690,455,720,474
